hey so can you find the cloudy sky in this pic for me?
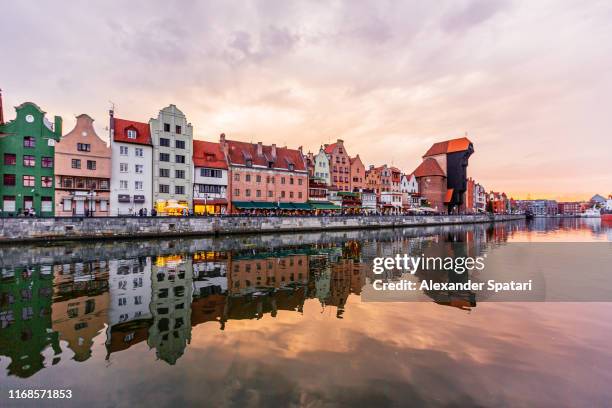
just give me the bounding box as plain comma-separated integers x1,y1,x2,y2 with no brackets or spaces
1,0,611,200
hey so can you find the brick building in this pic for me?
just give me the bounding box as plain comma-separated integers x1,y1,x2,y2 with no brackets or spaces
324,139,351,192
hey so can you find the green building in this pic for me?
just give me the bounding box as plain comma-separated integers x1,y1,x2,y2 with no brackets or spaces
0,98,62,216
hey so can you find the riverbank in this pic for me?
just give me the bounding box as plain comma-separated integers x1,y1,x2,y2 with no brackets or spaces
0,214,523,243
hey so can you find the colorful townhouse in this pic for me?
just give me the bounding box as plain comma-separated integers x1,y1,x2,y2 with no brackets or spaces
400,173,419,209
312,146,331,185
109,111,153,216
220,134,309,212
192,140,228,215
324,139,351,192
54,114,111,216
150,105,194,213
349,155,367,191
0,95,62,217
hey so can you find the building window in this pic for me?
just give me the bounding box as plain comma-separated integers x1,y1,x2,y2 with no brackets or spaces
268,190,273,197
23,136,35,148
246,159,253,167
127,129,137,139
290,177,294,185
87,160,96,170
120,180,128,189
3,174,16,186
245,174,251,182
298,179,303,185
176,125,182,134
201,169,222,178
120,146,128,155
63,198,72,211
3,196,16,212
175,169,185,179
245,189,251,197
159,184,169,194
281,177,285,184
234,174,240,181
288,164,295,171
175,185,185,195
289,191,294,198
41,197,52,212
163,123,171,132
159,168,169,177
175,155,185,164
3,153,16,165
63,178,73,188
23,175,35,187
234,189,239,196
160,138,170,147
256,190,261,197
281,191,286,198
135,147,144,157
23,155,35,167
42,156,53,168
135,164,143,173
120,163,128,172
135,181,143,190
175,140,185,149
159,153,170,162
100,180,109,190
72,159,81,169
41,176,52,187
77,143,91,152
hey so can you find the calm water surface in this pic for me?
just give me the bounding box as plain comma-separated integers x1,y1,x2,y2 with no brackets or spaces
1,218,611,407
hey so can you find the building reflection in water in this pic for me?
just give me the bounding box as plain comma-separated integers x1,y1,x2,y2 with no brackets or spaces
1,219,602,376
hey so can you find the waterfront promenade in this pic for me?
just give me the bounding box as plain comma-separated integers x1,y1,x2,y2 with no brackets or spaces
0,214,522,242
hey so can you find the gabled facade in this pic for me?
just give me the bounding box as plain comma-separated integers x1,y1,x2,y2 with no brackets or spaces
400,173,419,208
349,155,366,192
324,139,351,192
0,98,62,217
150,105,194,212
192,140,228,214
54,114,111,216
220,134,308,212
313,146,331,185
109,111,153,216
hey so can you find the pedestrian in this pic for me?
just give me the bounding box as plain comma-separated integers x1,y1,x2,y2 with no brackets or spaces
143,208,148,216
138,208,143,217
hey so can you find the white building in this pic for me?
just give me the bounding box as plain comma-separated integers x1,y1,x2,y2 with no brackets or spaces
192,140,228,215
106,258,152,327
150,105,194,212
400,173,419,208
360,189,377,214
380,191,402,214
109,112,153,216
313,146,331,185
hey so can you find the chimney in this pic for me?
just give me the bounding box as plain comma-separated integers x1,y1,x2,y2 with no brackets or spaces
298,145,303,154
0,88,4,125
108,108,115,143
271,143,277,159
220,133,229,155
220,132,225,143
257,141,263,156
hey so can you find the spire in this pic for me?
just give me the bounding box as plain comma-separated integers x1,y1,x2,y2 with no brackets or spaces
0,88,4,125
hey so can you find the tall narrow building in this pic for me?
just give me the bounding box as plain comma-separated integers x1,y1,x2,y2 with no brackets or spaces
109,111,153,216
150,105,193,213
54,114,111,216
0,96,62,217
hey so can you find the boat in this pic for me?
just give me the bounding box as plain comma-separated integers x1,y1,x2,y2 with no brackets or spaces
581,206,601,218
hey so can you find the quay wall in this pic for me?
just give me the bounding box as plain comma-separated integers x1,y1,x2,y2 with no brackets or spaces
0,214,523,243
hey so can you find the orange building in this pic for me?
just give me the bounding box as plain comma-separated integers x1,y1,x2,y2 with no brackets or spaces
349,155,367,192
220,134,308,212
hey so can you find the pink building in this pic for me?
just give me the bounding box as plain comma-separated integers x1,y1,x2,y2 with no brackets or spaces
54,114,111,216
219,134,308,213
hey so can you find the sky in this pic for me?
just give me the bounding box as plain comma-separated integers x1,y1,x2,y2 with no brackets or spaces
1,0,611,201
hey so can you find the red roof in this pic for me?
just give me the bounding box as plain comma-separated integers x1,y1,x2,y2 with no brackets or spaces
323,143,337,154
193,140,227,169
113,117,151,145
224,139,306,172
423,137,472,157
413,158,445,178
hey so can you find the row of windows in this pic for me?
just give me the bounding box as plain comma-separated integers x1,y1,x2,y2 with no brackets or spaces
200,168,222,178
163,123,182,134
2,196,53,212
233,174,304,185
159,168,185,178
3,174,52,187
119,146,145,157
159,138,186,149
119,180,144,191
71,159,97,170
233,189,303,199
61,177,109,190
333,176,349,183
197,184,223,194
4,153,53,168
159,153,185,163
120,163,144,173
333,166,350,173
158,184,185,195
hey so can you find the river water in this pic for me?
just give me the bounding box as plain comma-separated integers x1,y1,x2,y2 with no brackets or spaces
0,218,611,407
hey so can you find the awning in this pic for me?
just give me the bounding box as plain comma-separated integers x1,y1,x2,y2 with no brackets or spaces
291,203,312,210
133,195,146,203
444,188,454,204
232,201,276,209
278,203,294,210
309,201,342,210
193,198,227,205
